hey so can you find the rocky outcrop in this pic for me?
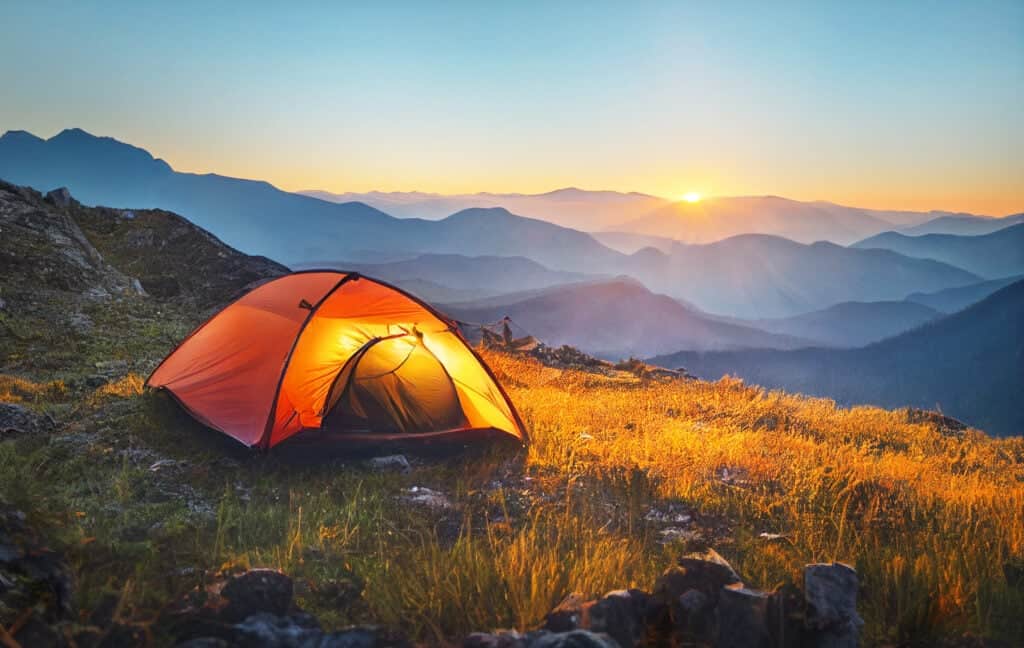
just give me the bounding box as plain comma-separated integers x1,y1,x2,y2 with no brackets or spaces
527,550,861,648
0,180,286,314
0,403,56,439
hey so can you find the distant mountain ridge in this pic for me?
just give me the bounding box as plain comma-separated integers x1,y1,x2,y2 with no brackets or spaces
0,128,626,272
441,278,810,359
748,300,941,348
293,253,597,303
897,212,1024,237
618,234,980,319
651,279,1024,437
300,186,669,231
853,224,1024,279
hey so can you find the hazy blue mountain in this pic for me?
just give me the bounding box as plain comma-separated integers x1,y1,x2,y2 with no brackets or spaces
905,276,1024,313
651,280,1024,437
441,278,809,359
852,224,1024,279
0,128,626,271
898,213,1024,237
606,196,948,246
619,235,981,319
301,186,670,231
749,300,941,347
591,230,678,254
293,253,596,301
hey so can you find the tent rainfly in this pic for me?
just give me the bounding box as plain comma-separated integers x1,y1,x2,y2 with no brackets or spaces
147,271,527,448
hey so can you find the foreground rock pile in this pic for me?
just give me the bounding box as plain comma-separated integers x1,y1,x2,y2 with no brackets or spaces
469,549,862,648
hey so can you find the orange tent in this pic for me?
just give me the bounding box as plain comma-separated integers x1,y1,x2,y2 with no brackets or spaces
147,271,527,449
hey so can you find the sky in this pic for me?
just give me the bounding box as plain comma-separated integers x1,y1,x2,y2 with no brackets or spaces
2,1,1022,214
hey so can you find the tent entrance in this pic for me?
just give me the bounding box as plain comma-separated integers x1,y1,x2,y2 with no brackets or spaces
322,334,468,436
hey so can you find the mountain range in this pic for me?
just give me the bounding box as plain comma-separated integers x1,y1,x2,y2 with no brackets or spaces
441,278,807,358
301,187,668,231
853,224,1024,279
294,253,596,303
620,234,980,318
651,279,1024,437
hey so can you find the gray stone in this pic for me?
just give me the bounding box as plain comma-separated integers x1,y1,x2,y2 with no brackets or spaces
220,569,294,622
0,402,56,438
44,187,74,208
367,454,411,472
529,630,620,648
717,586,770,648
463,630,529,648
804,563,863,648
586,589,649,648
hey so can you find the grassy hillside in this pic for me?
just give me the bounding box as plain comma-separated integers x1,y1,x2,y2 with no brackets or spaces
2,183,1023,645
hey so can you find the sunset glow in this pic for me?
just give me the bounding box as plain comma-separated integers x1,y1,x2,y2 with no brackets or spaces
682,192,702,203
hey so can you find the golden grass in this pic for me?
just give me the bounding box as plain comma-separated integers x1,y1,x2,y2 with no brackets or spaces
0,374,67,403
481,349,1024,643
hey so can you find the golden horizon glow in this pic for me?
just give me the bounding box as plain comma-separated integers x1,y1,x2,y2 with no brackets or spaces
681,192,702,203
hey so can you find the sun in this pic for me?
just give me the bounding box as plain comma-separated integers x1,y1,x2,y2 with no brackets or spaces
681,192,702,203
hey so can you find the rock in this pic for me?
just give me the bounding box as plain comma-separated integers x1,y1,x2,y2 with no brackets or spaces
463,630,530,648
717,586,770,648
544,589,649,648
220,569,294,622
803,563,863,648
650,548,742,645
585,589,649,648
530,630,620,648
45,187,74,208
545,592,587,632
130,277,148,296
0,402,56,439
404,486,453,510
367,454,411,472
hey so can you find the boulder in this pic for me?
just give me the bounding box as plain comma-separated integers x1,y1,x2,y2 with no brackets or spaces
366,455,411,472
717,586,770,648
220,569,295,623
585,589,649,648
0,402,56,439
803,563,863,648
530,630,620,648
648,548,743,645
543,589,648,647
44,187,74,208
463,630,530,648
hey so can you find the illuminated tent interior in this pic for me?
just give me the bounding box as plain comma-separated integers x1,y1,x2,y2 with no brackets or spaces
147,271,527,449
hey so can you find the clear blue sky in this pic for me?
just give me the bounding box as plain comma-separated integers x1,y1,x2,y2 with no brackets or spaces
2,1,1022,213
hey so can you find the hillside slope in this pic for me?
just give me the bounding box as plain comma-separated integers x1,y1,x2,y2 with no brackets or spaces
652,280,1024,436
750,300,941,347
852,223,1024,279
443,278,808,358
